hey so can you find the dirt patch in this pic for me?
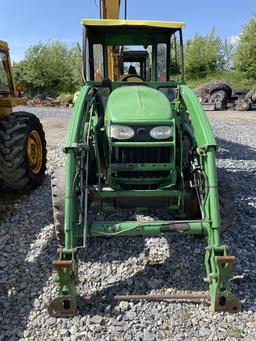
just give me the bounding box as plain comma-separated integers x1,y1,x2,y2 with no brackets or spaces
40,116,70,147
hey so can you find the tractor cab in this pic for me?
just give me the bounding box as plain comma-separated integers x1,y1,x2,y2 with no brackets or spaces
82,19,185,84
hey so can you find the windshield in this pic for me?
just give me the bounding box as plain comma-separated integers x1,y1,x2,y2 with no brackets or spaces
0,51,10,92
85,28,184,82
93,44,152,81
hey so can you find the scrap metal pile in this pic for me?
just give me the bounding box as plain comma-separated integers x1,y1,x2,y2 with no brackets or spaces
194,80,256,111
26,94,74,107
26,96,61,107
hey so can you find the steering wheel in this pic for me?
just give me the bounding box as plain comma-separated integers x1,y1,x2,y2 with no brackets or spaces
121,74,145,82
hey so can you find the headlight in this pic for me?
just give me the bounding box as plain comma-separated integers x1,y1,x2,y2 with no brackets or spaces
110,125,135,140
149,126,173,140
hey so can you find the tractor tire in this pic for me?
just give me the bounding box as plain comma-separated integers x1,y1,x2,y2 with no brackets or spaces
233,88,248,96
209,81,232,99
184,169,235,229
0,111,46,191
209,90,228,110
235,96,250,111
51,167,65,248
217,168,235,231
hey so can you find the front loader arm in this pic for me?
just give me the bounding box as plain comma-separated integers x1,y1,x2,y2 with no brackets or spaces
178,85,240,312
64,85,92,251
49,85,94,317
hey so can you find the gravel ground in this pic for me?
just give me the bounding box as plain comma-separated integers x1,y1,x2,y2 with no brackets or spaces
0,107,256,340
13,105,72,118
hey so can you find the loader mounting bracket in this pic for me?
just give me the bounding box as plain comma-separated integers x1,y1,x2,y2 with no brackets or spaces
48,294,77,317
48,251,78,317
211,255,241,313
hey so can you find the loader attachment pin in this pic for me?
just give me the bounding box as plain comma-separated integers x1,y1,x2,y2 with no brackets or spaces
82,293,209,303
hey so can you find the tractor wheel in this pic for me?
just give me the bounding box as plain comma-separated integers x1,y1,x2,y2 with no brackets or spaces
51,167,65,248
0,111,46,191
209,82,232,99
209,90,228,110
217,169,235,231
51,161,95,248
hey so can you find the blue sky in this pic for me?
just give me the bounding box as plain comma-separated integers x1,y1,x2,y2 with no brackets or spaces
0,0,255,62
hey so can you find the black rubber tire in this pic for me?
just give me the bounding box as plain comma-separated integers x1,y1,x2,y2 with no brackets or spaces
235,96,250,111
209,90,228,110
233,88,248,96
51,167,65,248
209,90,227,103
0,111,46,191
184,187,201,220
217,168,235,231
209,82,232,99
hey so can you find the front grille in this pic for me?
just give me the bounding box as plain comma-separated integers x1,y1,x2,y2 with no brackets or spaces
111,146,171,164
117,170,169,178
111,146,172,180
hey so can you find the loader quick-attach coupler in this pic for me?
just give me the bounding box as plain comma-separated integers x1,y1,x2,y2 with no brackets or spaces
48,250,78,317
205,246,241,313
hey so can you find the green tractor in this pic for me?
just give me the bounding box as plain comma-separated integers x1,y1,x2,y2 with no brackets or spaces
49,19,240,317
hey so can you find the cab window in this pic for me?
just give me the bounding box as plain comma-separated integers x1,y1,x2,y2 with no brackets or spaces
157,43,167,81
93,44,104,81
0,52,10,92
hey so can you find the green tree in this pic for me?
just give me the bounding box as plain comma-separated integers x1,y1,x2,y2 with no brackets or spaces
14,40,82,97
184,29,225,79
69,43,83,88
234,15,256,79
222,38,235,71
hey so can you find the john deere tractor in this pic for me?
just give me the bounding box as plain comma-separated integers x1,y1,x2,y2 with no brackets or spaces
0,40,46,190
49,19,240,317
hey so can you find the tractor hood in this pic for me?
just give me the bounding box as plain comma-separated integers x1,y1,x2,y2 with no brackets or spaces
105,86,173,123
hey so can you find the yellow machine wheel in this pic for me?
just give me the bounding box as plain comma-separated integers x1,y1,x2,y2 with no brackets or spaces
27,130,43,174
0,111,47,191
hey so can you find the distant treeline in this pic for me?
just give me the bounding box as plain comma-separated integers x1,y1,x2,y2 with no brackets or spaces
13,15,256,96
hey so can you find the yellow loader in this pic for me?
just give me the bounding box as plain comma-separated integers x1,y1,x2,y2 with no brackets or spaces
0,40,46,190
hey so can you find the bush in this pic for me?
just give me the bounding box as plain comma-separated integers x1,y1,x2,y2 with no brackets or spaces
234,15,256,80
184,29,225,79
14,40,82,97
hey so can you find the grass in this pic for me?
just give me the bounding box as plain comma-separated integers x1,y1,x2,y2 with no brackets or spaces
186,71,255,90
